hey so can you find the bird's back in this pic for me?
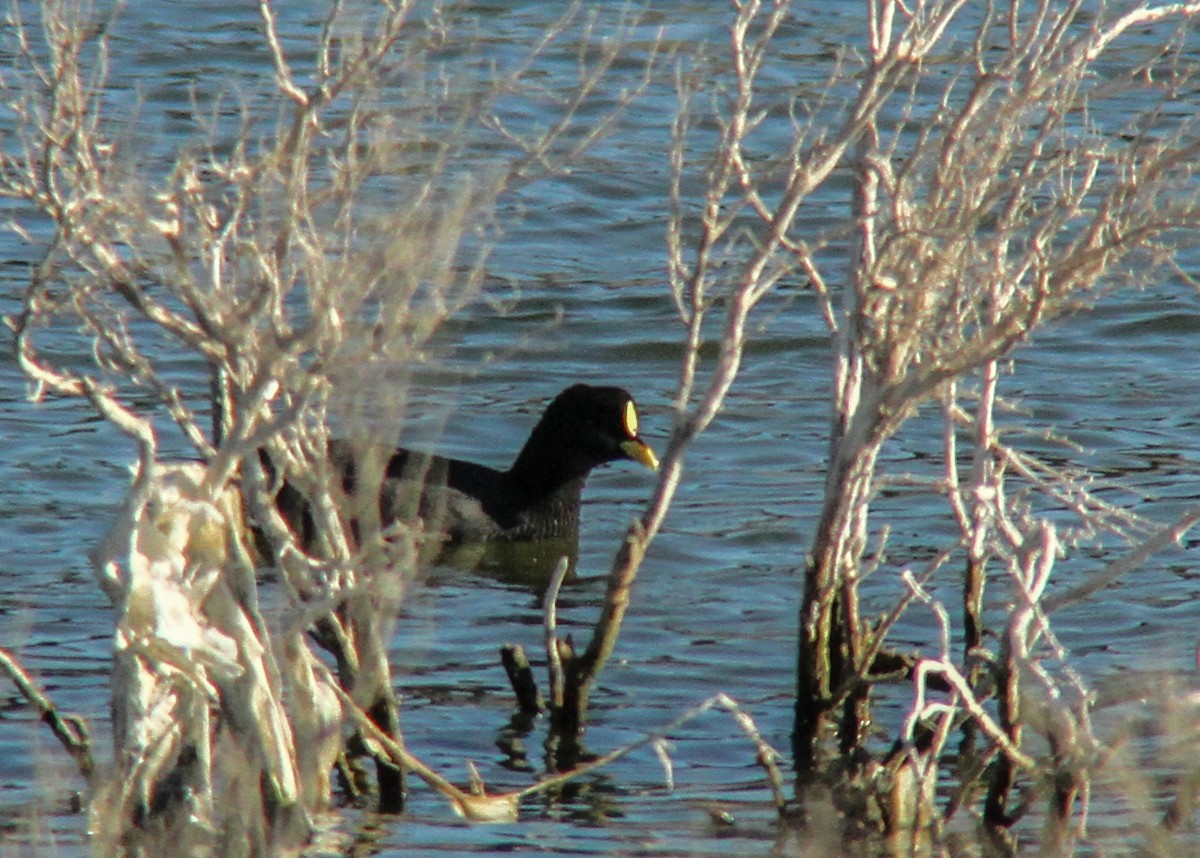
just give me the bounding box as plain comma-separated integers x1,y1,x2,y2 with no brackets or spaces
382,447,585,543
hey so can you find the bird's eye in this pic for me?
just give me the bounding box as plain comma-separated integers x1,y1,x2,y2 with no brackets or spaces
623,400,639,437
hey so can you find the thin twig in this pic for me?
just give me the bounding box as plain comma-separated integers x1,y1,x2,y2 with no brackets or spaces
0,648,94,780
544,555,569,710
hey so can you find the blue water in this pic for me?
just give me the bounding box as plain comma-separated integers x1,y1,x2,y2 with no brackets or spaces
2,2,1200,855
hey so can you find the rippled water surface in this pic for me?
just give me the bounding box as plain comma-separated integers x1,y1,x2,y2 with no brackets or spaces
2,2,1200,855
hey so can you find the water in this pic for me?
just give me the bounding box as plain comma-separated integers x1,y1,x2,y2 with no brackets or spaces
2,1,1200,855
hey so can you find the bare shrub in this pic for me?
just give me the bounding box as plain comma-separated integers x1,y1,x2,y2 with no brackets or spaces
1,0,652,844
626,0,1200,848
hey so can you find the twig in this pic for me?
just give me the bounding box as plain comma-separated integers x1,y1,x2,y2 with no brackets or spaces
0,647,94,781
337,684,787,822
1043,502,1200,613
544,555,569,710
258,0,310,107
1085,2,1200,61
332,683,519,822
912,659,1037,772
524,692,788,816
902,573,1037,771
499,645,542,715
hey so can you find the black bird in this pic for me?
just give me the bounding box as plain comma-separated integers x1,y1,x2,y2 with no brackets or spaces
272,384,658,550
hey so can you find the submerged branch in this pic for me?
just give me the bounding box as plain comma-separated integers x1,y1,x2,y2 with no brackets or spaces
343,686,788,823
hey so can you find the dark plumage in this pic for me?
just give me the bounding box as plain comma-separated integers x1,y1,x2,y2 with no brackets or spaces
272,384,658,549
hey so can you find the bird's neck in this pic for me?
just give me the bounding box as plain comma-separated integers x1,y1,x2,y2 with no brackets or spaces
507,431,593,497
